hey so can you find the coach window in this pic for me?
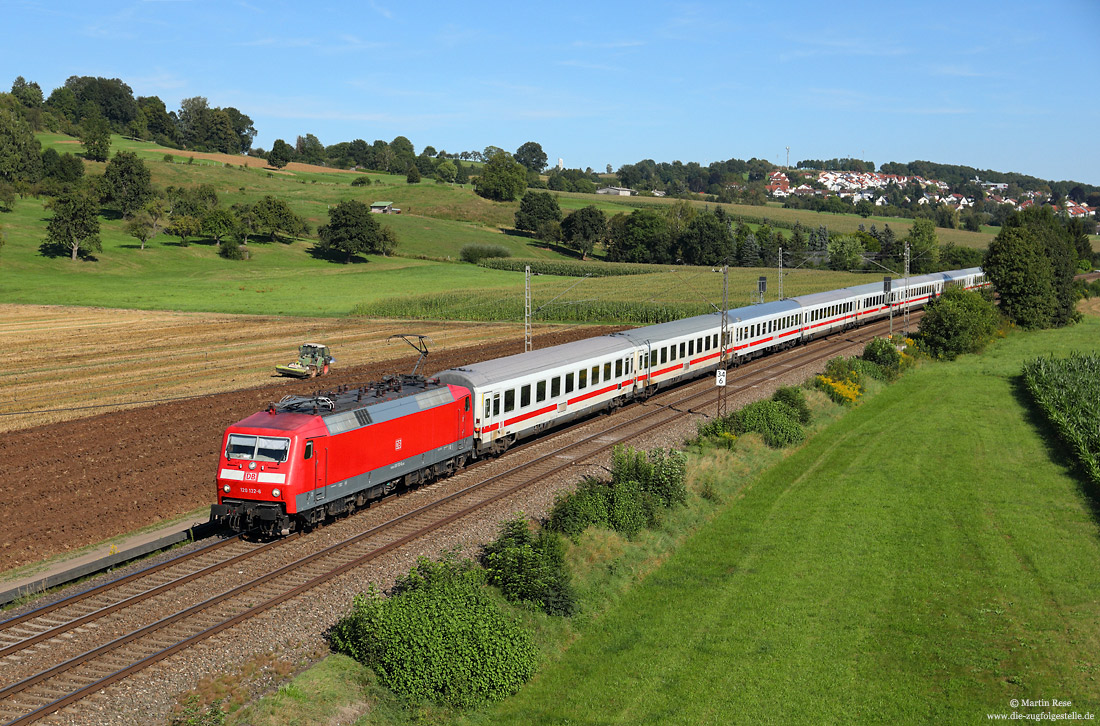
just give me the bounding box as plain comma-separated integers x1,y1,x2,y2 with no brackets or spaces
679,342,685,357
565,372,575,394
537,380,546,403
625,357,633,375
591,365,600,385
688,339,694,356
504,390,515,413
615,359,623,377
659,347,666,365
603,362,612,380
520,384,531,408
551,376,561,397
484,397,491,418
579,368,588,389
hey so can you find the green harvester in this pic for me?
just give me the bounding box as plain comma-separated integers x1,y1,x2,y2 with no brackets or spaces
276,343,335,378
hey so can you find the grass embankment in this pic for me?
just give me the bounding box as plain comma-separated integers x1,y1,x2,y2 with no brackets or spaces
225,315,1100,725
478,317,1100,724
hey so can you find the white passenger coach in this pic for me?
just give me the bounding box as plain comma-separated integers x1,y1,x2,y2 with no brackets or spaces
436,267,988,455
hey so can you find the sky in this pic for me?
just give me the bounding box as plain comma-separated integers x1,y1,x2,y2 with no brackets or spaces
5,0,1100,184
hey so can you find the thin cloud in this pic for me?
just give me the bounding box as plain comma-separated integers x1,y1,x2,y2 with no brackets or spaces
368,0,393,20
572,39,644,49
556,59,623,73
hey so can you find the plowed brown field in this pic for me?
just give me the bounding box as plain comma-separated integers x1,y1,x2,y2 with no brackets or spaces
0,305,624,573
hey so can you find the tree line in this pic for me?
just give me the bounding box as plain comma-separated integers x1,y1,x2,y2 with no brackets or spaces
510,192,994,274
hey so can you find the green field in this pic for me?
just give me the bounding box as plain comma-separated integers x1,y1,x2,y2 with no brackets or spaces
469,317,1100,724
0,137,871,318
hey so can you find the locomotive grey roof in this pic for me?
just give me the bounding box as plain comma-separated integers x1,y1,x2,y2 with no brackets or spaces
435,335,635,390
274,377,457,436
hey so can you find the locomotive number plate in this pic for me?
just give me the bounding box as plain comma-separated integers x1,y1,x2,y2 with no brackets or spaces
241,487,262,494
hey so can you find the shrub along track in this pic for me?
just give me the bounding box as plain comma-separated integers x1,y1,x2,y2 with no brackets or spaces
0,314,911,726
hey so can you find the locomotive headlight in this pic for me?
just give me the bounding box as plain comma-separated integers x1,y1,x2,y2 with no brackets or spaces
223,484,231,493
248,462,257,471
271,488,281,498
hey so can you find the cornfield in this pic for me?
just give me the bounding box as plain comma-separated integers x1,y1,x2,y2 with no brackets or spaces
1021,353,1100,485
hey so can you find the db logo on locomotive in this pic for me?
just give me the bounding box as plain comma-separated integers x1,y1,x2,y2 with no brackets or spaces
244,471,258,482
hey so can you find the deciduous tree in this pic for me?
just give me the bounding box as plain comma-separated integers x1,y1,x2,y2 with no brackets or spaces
267,139,293,169
166,214,201,247
203,208,237,247
0,107,44,183
514,141,548,173
560,206,606,260
514,191,561,233
474,152,527,202
125,211,156,250
104,151,153,217
905,218,940,274
80,115,111,162
45,190,101,260
318,199,391,262
436,159,457,183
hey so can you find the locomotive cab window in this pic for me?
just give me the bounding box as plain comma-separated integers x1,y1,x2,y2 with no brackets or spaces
226,434,290,463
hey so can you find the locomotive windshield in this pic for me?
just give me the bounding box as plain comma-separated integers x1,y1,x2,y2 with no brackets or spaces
226,434,290,463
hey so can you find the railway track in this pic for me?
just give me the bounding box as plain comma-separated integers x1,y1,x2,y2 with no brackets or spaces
0,316,908,725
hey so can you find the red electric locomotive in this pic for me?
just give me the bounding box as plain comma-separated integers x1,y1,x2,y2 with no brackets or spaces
210,376,474,535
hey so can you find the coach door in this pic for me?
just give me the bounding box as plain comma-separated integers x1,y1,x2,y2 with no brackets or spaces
637,341,652,394
483,392,501,432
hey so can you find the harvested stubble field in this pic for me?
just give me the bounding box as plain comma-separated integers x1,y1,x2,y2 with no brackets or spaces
0,307,624,574
0,305,536,433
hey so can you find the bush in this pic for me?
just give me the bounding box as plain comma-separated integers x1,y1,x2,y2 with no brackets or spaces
862,337,900,371
481,516,577,616
607,478,647,538
330,556,536,708
771,386,811,425
730,400,805,448
917,287,1000,360
547,447,687,541
459,244,512,264
218,238,246,260
351,176,369,186
611,445,687,508
547,476,610,541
